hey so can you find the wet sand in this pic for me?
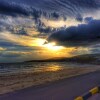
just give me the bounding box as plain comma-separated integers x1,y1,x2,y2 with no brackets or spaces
0,66,100,95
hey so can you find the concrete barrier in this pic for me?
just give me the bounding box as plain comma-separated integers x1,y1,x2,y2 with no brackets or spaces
75,86,100,100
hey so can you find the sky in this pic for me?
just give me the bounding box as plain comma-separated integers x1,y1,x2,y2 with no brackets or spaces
0,0,100,63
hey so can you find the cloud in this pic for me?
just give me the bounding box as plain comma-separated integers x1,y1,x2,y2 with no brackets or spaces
0,1,29,16
0,0,99,37
0,0,99,62
0,1,65,19
76,14,83,22
0,47,6,51
0,0,99,19
0,51,21,58
84,17,94,23
0,31,45,47
47,18,100,47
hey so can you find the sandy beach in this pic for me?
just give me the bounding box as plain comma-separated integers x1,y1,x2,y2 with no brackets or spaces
0,65,100,95
1,68,100,100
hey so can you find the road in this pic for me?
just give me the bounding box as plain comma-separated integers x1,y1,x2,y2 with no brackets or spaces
0,71,100,100
88,94,100,100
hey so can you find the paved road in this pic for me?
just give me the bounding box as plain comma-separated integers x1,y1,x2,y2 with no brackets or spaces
88,94,100,100
0,71,100,100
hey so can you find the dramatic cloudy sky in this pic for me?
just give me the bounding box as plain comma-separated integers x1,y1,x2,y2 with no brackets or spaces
0,0,100,62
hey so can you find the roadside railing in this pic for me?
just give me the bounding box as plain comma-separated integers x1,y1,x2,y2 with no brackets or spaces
75,86,100,100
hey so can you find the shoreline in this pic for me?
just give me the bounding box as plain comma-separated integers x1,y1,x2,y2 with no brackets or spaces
0,66,100,95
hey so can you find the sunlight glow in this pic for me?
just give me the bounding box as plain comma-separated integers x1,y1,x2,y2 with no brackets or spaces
30,38,64,51
43,42,64,51
30,38,46,46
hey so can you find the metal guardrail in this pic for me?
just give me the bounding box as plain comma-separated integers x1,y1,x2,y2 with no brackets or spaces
75,86,100,100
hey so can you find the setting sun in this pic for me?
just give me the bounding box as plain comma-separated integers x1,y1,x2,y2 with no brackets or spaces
30,38,64,51
43,42,64,51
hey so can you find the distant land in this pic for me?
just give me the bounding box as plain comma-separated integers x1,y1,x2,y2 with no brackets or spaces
0,54,100,65
25,54,100,65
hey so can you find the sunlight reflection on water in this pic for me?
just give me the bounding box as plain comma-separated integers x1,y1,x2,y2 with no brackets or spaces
0,62,68,74
0,62,96,75
35,65,63,72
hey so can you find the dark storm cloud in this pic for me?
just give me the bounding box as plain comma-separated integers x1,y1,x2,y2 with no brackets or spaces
0,1,64,20
84,17,94,23
47,19,100,47
30,0,100,17
0,0,99,36
0,1,67,35
37,27,54,34
76,14,83,22
0,0,99,18
35,18,60,34
0,1,29,16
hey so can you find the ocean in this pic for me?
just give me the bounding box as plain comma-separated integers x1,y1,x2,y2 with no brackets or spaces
0,62,96,75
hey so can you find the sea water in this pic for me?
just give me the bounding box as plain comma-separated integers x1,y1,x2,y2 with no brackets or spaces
0,62,96,75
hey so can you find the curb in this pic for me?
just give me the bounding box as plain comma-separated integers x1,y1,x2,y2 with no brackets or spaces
75,86,100,100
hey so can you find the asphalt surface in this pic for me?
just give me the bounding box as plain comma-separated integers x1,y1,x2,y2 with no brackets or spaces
88,94,100,100
0,71,100,100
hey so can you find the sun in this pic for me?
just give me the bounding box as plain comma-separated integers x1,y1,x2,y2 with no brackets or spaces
30,38,64,51
43,42,64,51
